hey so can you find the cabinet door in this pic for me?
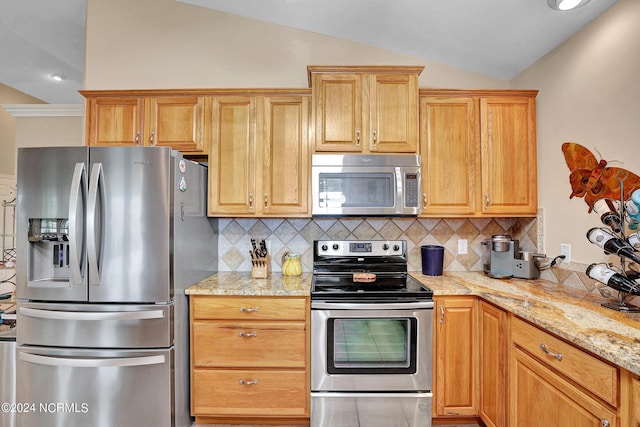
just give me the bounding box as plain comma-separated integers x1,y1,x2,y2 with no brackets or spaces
510,347,617,427
370,73,419,153
147,96,205,153
479,301,507,427
420,96,480,215
480,96,537,215
261,96,310,215
312,73,363,152
86,96,145,147
208,96,256,215
434,297,479,417
633,375,640,426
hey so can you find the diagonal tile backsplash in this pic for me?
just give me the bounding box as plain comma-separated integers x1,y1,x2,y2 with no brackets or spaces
218,215,539,274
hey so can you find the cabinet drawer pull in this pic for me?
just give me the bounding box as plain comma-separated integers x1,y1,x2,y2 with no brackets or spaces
422,193,427,209
356,131,361,146
372,130,377,146
135,131,141,146
439,305,444,324
540,343,563,361
484,193,490,210
601,419,609,427
239,307,259,313
149,130,155,145
237,331,258,337
248,193,254,208
239,379,258,385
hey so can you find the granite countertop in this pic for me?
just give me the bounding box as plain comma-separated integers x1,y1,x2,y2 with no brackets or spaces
186,272,312,297
411,271,640,377
185,271,640,376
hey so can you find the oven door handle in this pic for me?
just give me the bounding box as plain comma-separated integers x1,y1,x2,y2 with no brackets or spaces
311,301,434,310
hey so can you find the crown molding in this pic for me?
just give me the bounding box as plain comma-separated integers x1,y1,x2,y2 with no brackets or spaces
0,104,83,117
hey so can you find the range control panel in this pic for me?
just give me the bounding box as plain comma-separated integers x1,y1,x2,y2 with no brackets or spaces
315,240,405,257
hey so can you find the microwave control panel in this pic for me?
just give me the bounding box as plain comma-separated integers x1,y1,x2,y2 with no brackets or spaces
404,173,419,207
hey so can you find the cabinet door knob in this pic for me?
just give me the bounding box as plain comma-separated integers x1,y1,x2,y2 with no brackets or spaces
149,130,155,145
135,131,141,146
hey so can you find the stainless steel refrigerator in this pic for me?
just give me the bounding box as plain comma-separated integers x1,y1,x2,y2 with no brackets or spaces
15,146,217,427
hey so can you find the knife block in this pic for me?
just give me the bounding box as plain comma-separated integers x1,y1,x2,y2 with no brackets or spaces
251,255,271,279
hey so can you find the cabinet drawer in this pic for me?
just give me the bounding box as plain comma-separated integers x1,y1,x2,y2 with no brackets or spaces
192,296,307,321
192,321,306,368
511,316,618,406
192,369,308,417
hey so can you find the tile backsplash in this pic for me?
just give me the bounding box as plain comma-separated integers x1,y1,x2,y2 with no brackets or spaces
218,215,539,273
217,211,639,306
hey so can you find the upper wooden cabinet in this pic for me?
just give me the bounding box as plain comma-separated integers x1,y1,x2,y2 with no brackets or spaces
308,66,423,153
81,90,206,155
208,93,310,217
420,90,538,217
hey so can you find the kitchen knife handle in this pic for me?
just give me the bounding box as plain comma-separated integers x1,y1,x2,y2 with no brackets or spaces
68,162,86,287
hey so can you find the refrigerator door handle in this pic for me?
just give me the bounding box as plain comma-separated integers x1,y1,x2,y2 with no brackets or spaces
19,306,165,321
87,162,104,287
19,352,166,368
68,162,86,286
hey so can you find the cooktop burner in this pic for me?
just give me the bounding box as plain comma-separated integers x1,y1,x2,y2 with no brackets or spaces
311,239,433,302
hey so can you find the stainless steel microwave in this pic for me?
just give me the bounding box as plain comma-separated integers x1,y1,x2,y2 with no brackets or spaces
311,154,422,216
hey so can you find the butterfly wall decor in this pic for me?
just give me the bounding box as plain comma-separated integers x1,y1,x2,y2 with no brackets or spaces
561,142,640,212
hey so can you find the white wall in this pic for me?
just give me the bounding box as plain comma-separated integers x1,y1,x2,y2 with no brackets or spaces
84,0,507,91
512,0,640,264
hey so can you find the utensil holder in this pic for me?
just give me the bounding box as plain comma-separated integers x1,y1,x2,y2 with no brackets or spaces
251,255,271,279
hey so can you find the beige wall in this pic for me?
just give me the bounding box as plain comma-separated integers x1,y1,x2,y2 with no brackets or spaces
512,0,640,264
0,84,45,176
15,116,83,150
84,0,507,90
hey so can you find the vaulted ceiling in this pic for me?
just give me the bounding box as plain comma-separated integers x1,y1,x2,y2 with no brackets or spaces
0,0,619,104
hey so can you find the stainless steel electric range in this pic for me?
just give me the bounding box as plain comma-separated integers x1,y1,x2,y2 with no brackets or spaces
310,240,434,427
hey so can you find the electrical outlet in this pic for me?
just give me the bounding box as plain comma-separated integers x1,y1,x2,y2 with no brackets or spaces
560,243,571,264
458,239,468,255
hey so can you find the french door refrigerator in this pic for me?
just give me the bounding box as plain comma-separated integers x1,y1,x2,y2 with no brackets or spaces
15,146,217,427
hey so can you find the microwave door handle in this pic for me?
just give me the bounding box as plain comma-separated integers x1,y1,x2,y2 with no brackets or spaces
87,162,104,287
19,352,166,368
396,166,403,211
68,162,86,286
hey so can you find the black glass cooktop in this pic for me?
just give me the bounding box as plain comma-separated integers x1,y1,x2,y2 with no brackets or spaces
311,274,433,301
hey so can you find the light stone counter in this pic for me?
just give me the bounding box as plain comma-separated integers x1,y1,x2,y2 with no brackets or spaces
185,271,640,376
185,272,312,297
411,271,640,376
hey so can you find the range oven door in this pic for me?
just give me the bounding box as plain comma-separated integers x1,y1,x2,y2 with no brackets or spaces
311,301,433,392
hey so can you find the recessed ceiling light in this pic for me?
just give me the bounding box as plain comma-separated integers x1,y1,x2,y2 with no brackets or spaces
49,73,65,82
547,0,591,11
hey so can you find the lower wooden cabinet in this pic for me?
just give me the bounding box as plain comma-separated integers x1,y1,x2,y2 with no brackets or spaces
632,375,640,426
190,295,310,424
510,316,619,427
433,296,479,418
479,301,507,427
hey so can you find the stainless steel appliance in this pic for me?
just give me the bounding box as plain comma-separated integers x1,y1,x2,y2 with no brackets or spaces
0,326,16,427
15,147,217,427
310,240,433,427
311,154,422,216
481,234,545,279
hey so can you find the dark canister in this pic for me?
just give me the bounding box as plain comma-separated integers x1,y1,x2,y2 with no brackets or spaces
421,245,444,276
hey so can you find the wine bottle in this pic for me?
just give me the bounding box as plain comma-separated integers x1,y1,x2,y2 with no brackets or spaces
628,231,640,250
586,263,640,296
592,199,622,233
586,227,640,265
626,189,640,230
